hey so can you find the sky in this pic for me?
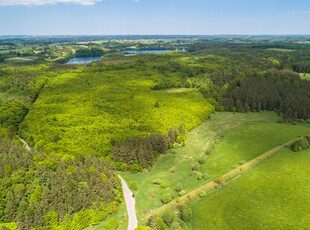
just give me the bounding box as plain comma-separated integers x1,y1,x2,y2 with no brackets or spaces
0,0,310,35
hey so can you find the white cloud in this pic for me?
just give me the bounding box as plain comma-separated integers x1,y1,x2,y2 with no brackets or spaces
0,0,102,6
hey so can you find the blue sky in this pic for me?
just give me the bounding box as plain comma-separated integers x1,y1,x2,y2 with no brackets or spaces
0,0,310,35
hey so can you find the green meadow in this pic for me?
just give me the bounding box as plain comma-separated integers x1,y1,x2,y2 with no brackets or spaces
121,112,310,219
191,147,310,230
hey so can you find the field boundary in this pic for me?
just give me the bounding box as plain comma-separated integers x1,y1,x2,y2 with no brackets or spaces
141,134,308,221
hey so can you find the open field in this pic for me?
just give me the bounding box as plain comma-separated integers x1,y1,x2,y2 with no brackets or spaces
300,73,310,80
191,147,310,229
121,112,310,219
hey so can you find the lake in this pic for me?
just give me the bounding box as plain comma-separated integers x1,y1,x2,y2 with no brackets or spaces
66,56,101,64
122,49,186,54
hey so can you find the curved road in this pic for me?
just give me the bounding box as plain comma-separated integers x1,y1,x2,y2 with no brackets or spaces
118,175,138,230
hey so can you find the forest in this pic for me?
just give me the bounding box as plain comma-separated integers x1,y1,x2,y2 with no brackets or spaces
0,36,310,229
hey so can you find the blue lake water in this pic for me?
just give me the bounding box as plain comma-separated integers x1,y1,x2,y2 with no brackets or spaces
66,56,101,64
122,49,186,54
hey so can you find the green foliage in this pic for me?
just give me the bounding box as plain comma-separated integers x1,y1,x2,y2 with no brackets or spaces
44,211,59,228
0,139,120,230
199,190,207,198
181,208,192,222
178,190,187,196
196,172,203,180
104,217,119,230
214,175,225,185
161,210,175,227
160,183,169,189
135,226,152,230
175,183,183,193
21,59,214,158
152,179,162,185
130,181,138,190
161,193,172,204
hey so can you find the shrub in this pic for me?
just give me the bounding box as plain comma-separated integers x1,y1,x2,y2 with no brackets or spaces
170,168,176,173
192,163,200,171
214,175,224,185
176,198,180,204
104,218,118,230
198,157,205,164
232,165,239,169
161,210,174,226
239,160,247,165
161,193,172,204
135,226,152,230
199,190,207,198
175,183,183,192
178,190,187,196
160,183,169,189
300,138,310,150
181,208,192,222
156,217,167,230
130,181,138,190
170,149,177,154
170,222,181,230
196,172,202,180
202,173,209,179
152,179,161,185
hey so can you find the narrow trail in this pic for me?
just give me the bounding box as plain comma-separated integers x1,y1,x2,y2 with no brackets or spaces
142,135,308,221
20,138,31,151
118,175,138,230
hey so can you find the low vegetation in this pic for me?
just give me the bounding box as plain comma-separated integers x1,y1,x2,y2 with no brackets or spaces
190,147,310,229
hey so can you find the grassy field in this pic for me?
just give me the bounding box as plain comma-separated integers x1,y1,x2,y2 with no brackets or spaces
191,147,310,230
299,73,310,80
121,112,310,219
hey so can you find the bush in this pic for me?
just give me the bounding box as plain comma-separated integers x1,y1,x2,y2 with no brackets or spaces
198,157,205,164
130,181,138,190
170,222,181,230
232,165,239,169
135,227,152,230
196,172,203,180
202,173,209,179
160,183,169,189
181,208,192,222
161,210,174,226
239,160,247,165
199,190,207,198
300,138,310,150
178,190,187,196
161,193,172,204
192,163,200,171
170,168,176,173
214,175,224,185
175,183,183,192
104,217,118,230
152,179,162,185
